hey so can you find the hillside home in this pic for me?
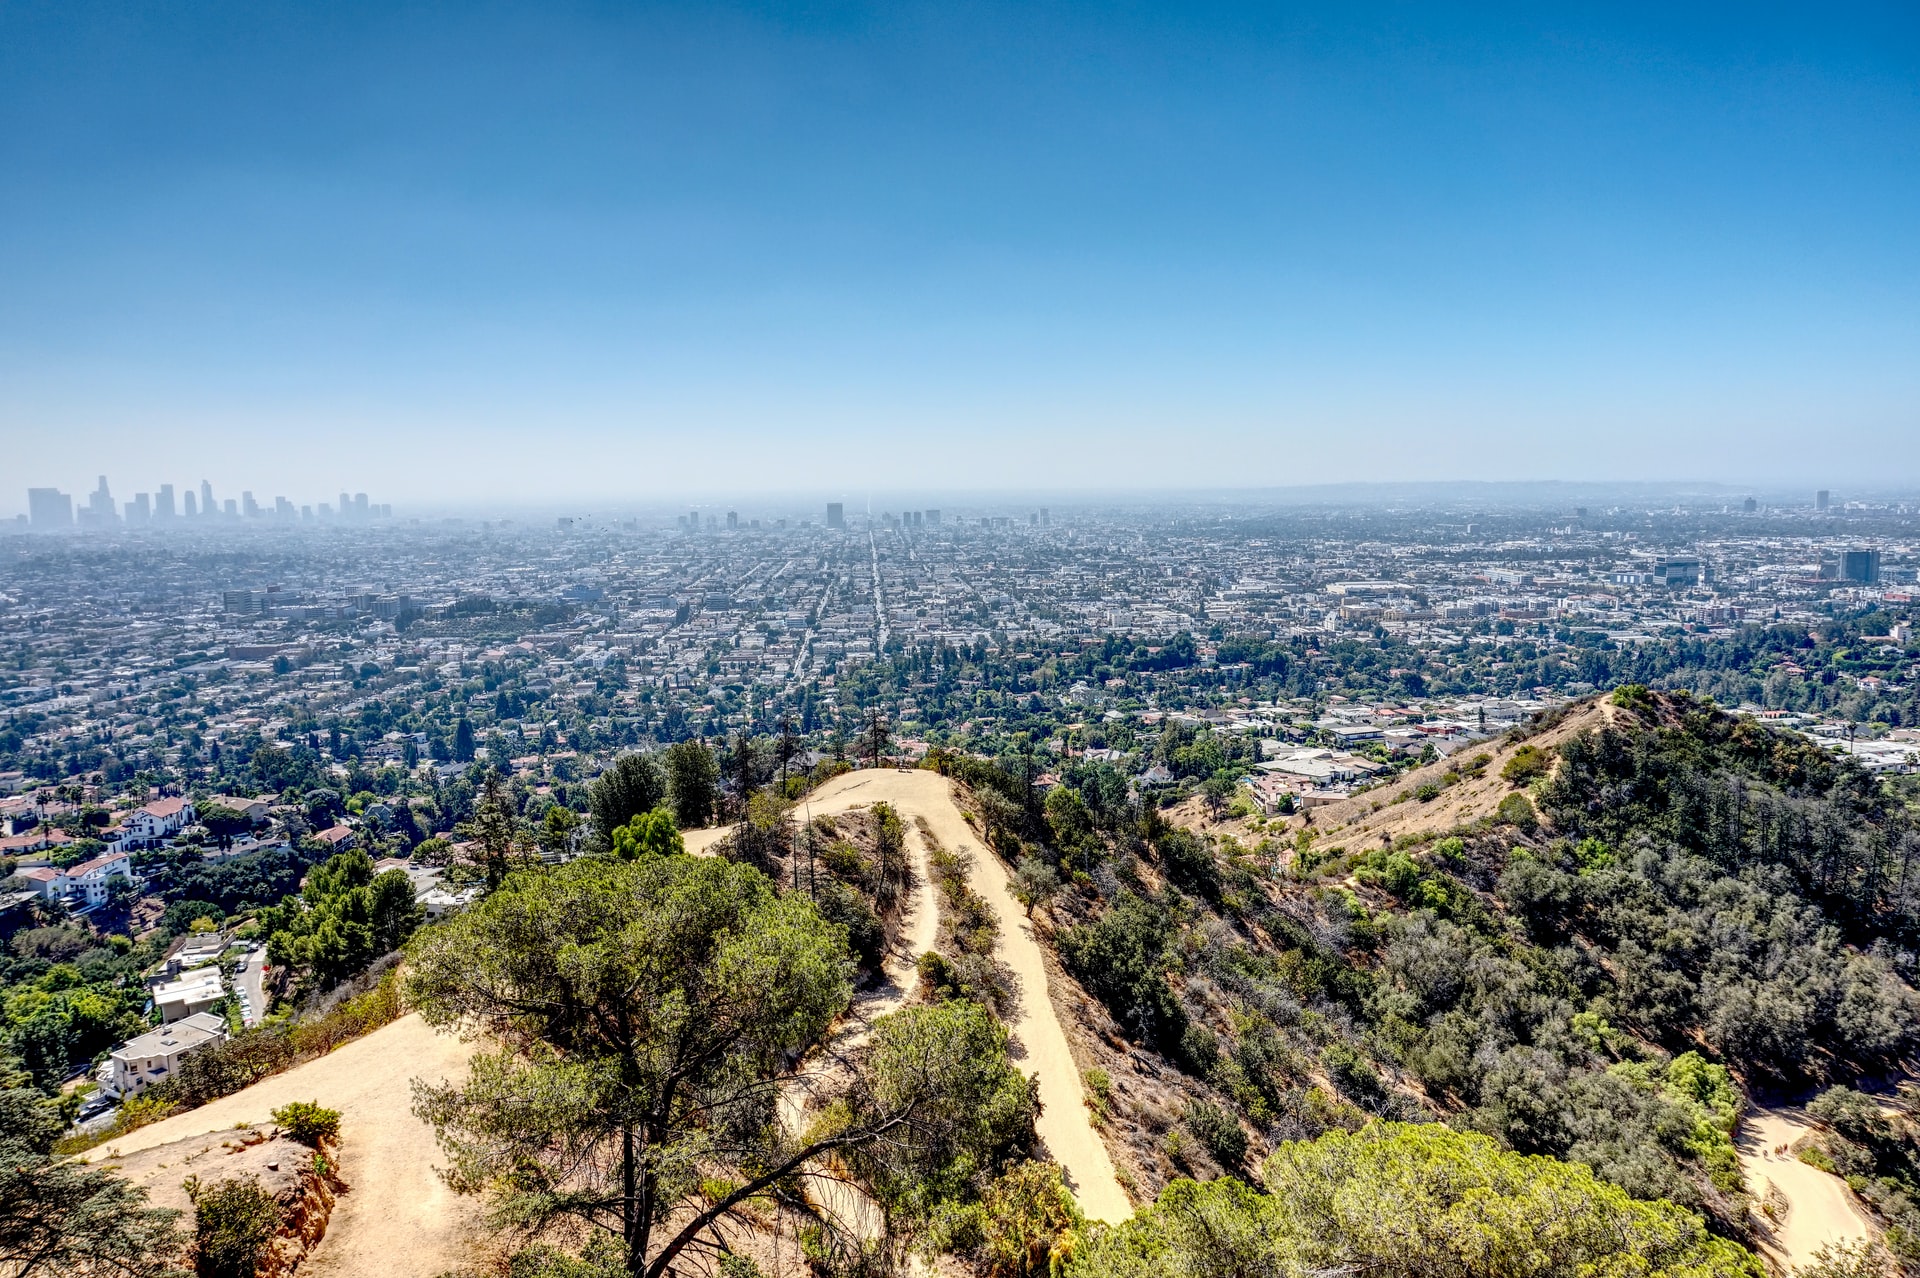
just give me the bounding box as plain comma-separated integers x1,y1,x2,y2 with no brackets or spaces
104,1012,228,1097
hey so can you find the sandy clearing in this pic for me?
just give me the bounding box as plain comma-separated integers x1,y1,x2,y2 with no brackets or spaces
1738,1104,1874,1272
799,769,1132,1223
88,1012,482,1278
680,823,733,856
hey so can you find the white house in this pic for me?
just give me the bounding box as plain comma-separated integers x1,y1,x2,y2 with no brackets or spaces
111,796,195,851
153,965,225,1023
14,852,139,909
65,852,138,907
104,1012,228,1097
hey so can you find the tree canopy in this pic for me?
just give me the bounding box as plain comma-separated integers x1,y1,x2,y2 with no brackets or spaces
1071,1122,1761,1278
609,808,683,860
0,1087,183,1276
262,849,422,990
587,753,667,850
406,853,1001,1277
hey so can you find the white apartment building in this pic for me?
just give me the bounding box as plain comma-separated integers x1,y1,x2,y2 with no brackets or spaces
104,1012,228,1097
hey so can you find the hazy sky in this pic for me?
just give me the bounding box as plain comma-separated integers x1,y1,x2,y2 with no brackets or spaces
3,1,1917,510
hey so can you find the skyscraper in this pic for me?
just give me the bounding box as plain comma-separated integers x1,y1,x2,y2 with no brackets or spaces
1816,489,1831,511
200,479,215,517
27,488,72,529
80,476,116,527
183,490,198,518
827,502,844,529
1840,549,1881,585
155,484,176,519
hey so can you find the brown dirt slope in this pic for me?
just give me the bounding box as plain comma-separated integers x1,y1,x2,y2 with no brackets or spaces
1285,697,1618,850
104,1127,341,1276
86,1012,481,1278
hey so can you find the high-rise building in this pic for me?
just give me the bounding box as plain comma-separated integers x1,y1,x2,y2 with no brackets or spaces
1816,489,1831,511
242,491,260,518
223,498,238,517
80,476,117,527
827,502,844,529
125,493,151,523
200,479,215,517
155,484,176,519
354,493,369,515
339,492,352,517
222,589,270,616
926,509,941,526
275,496,295,517
183,490,198,518
727,510,739,530
27,488,72,529
1840,549,1881,585
1041,507,1051,527
1742,497,1757,513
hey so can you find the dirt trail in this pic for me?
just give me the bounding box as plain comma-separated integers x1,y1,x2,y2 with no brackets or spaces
811,769,1131,1221
777,779,941,1239
1738,1104,1874,1272
86,1012,481,1277
683,770,1130,1222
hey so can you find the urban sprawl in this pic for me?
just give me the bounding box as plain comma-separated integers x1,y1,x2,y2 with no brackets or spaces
2,484,1918,1115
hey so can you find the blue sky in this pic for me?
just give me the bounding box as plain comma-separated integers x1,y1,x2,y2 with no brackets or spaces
2,1,1916,507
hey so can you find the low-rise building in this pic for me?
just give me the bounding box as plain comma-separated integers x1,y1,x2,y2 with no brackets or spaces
104,1012,228,1097
111,796,195,851
313,824,356,851
65,852,138,908
14,852,138,908
153,965,225,1023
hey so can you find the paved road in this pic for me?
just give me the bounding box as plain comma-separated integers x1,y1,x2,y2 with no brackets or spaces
235,945,268,1027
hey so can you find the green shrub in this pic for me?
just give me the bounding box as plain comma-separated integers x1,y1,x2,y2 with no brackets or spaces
271,1100,341,1147
1183,1098,1248,1170
979,1160,1082,1277
1068,1123,1759,1277
1610,683,1654,710
1082,1068,1113,1125
1501,745,1552,786
188,1174,284,1278
1495,792,1538,831
1058,893,1186,1050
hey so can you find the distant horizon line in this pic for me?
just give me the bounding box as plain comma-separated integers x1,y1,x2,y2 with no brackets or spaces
11,476,1920,524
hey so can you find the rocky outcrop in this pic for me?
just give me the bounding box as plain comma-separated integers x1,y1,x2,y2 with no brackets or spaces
99,1126,346,1274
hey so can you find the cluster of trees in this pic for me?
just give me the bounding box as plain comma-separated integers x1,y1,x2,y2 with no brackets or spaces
260,849,423,992
0,1084,182,1276
981,688,1920,1264
1070,1122,1760,1277
1800,1084,1920,1270
1,926,161,1090
409,847,1041,1277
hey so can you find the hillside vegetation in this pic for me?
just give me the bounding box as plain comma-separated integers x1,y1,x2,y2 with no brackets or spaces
944,690,1920,1270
